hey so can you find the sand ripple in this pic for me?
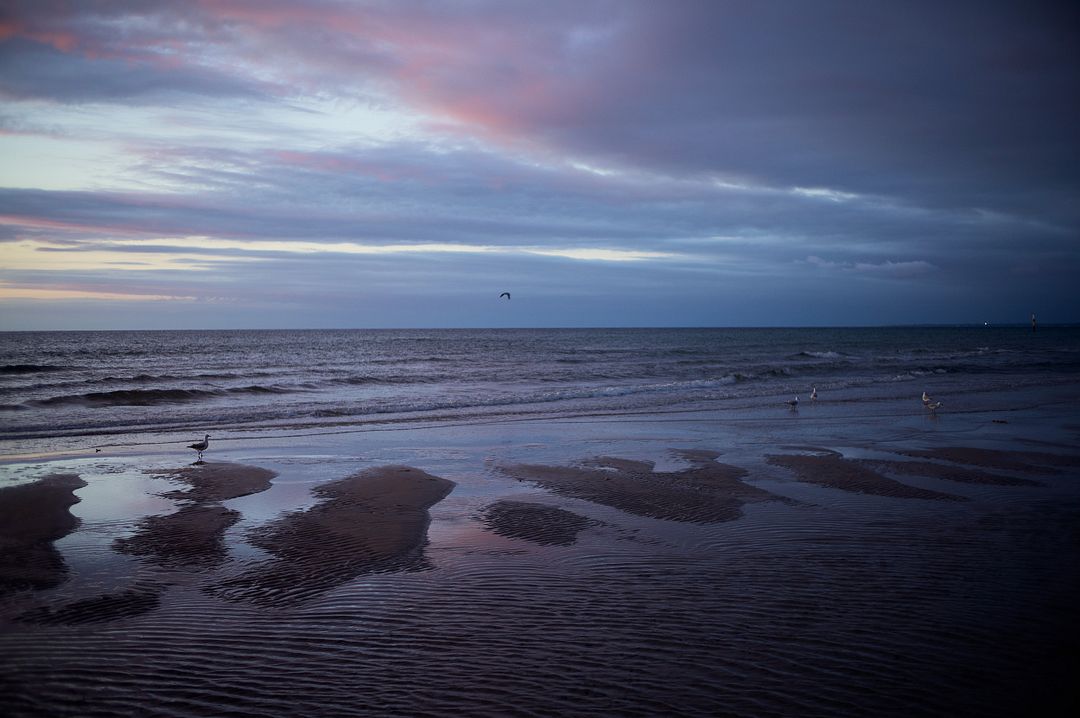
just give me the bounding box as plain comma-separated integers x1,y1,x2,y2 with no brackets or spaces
0,473,86,595
17,584,162,625
479,500,598,545
4,494,1076,718
862,458,1041,486
1,448,1077,717
207,465,454,605
152,461,276,502
896,446,1080,474
501,452,783,523
115,505,241,568
768,452,964,500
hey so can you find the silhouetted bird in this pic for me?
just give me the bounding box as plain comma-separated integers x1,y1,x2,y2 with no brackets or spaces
785,396,799,410
188,434,210,461
499,292,511,299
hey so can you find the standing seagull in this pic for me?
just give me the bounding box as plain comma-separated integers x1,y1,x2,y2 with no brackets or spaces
922,391,932,406
810,387,818,401
785,396,799,411
499,292,511,300
926,401,943,413
188,434,210,462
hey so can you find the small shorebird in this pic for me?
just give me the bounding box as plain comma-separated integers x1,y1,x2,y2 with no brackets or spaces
810,387,818,401
922,391,931,406
188,434,210,461
785,396,799,410
926,401,943,413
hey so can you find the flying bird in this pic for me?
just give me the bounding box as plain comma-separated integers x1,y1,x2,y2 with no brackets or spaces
188,433,210,461
499,292,511,300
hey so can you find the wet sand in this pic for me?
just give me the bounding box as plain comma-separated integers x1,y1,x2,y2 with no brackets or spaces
153,461,277,502
208,465,455,605
896,446,1080,474
480,500,598,545
18,585,162,625
114,505,243,568
501,452,783,523
114,462,276,569
767,450,964,500
861,458,1042,486
0,473,86,594
1,430,1078,717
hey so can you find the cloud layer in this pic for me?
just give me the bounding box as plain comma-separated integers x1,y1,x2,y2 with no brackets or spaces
1,0,1078,328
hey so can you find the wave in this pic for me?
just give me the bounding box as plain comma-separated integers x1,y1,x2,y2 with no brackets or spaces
1,364,72,374
792,351,847,360
98,371,281,383
337,374,437,386
26,385,296,408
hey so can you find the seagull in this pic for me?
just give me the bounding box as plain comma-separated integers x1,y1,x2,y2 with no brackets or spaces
499,292,511,300
188,434,210,461
785,396,799,410
926,401,943,413
922,391,931,406
810,387,818,401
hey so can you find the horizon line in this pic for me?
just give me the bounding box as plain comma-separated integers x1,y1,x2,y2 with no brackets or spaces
2,323,1076,333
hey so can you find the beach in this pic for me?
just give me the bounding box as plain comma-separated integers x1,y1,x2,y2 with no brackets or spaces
2,397,1079,716
2,327,1079,716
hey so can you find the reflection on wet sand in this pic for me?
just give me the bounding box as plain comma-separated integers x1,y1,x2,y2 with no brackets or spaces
0,473,86,595
501,450,785,523
767,450,965,500
208,465,455,605
480,500,598,546
1,441,1077,717
114,461,277,569
896,446,1080,474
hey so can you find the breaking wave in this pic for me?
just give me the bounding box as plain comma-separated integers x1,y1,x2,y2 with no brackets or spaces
26,385,296,408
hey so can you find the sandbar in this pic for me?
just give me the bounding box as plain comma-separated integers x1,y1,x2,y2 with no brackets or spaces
767,452,963,500
895,447,1080,474
480,500,597,546
115,505,242,568
0,473,86,594
209,465,454,605
861,459,1041,487
152,461,277,503
111,461,276,569
501,451,782,523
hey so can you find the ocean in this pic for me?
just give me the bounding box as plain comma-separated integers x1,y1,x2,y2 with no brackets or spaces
4,326,1078,453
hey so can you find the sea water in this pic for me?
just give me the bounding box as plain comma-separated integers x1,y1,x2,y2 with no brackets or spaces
4,326,1078,454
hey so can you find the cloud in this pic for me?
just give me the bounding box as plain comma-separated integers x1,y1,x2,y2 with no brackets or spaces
802,255,938,279
0,0,1077,327
0,35,271,103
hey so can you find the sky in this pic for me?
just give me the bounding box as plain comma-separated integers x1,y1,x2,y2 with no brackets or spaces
1,0,1078,330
